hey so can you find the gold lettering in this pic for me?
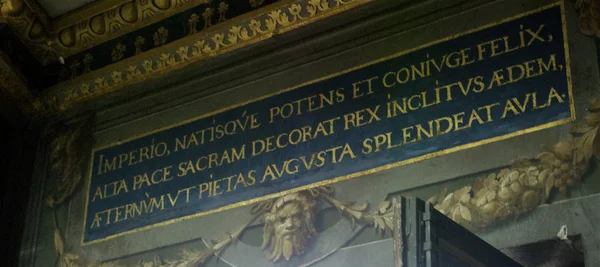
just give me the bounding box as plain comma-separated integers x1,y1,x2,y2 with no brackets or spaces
402,126,416,144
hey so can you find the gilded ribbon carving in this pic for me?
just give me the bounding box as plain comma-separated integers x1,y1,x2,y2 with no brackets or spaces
428,97,600,229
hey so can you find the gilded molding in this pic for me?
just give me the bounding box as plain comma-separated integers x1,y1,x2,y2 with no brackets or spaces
54,0,209,56
33,0,372,115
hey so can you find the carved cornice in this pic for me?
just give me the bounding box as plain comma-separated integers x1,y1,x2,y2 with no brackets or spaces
0,0,215,63
53,0,212,57
32,0,372,116
0,0,55,64
1,1,594,119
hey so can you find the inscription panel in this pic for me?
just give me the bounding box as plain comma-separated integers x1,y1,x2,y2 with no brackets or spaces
83,3,573,244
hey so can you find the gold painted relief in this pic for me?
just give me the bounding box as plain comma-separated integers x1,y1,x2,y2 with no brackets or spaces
134,36,145,55
188,13,200,34
218,2,228,22
250,0,266,8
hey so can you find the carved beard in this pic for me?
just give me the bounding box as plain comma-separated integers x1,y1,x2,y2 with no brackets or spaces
262,194,317,262
264,226,309,262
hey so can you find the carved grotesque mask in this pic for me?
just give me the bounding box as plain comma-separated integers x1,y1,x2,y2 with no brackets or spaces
262,192,317,262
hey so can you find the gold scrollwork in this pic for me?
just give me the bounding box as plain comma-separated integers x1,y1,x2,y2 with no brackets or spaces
35,0,371,115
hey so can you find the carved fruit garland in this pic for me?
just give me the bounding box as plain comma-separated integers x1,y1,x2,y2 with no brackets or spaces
428,97,600,230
